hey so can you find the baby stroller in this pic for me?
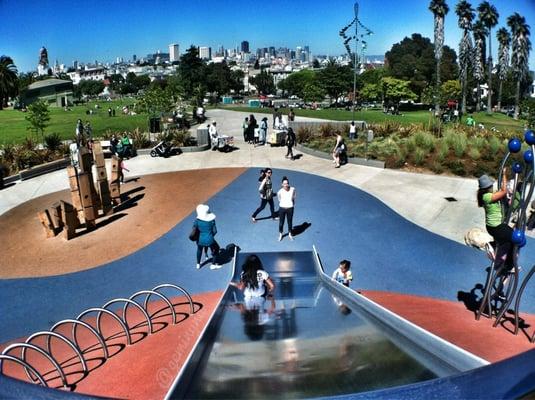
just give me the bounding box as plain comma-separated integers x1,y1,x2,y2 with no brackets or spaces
150,141,173,157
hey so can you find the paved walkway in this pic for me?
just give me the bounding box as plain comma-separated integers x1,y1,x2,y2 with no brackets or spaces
0,108,483,245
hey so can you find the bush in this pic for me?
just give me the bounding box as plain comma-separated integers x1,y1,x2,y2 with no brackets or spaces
297,126,314,143
446,159,466,176
468,147,481,160
318,123,335,138
436,140,450,162
431,161,444,174
44,133,62,151
411,131,436,153
488,136,502,157
413,147,427,166
130,128,151,148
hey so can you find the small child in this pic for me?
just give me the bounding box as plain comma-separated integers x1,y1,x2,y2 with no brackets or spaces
119,160,130,183
332,260,353,287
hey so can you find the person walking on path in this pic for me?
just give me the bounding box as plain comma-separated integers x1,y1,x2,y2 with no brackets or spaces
193,204,221,269
252,168,276,222
277,176,296,241
285,127,296,160
119,159,129,183
257,117,268,146
349,121,356,140
242,117,249,142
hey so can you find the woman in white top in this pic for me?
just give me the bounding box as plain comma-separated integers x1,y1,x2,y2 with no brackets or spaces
232,254,275,298
277,176,296,241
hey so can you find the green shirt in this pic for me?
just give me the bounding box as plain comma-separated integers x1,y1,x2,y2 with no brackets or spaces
483,192,502,227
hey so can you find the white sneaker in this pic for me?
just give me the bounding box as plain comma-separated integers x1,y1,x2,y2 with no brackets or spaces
210,264,222,270
289,233,294,241
278,233,283,241
196,263,201,269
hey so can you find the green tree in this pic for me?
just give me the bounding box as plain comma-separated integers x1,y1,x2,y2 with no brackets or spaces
78,79,105,96
278,69,316,98
137,86,174,117
440,79,461,104
477,1,499,114
507,13,532,119
455,0,475,114
178,46,207,99
0,55,18,110
381,77,417,105
385,34,457,99
25,99,50,138
496,27,511,111
316,61,353,104
302,82,326,103
312,59,321,68
360,83,382,101
229,69,245,93
429,0,450,114
250,69,275,95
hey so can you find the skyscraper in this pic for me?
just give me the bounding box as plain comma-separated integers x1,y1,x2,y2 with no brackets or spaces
199,46,211,60
169,43,180,62
241,41,249,53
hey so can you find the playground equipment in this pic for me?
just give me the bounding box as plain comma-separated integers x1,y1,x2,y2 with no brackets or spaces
476,130,535,342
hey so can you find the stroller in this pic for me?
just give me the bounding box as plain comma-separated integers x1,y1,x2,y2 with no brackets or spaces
150,141,173,157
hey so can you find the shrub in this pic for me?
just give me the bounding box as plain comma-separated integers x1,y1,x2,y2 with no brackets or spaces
469,136,487,152
413,147,427,166
448,132,468,157
297,126,314,143
411,131,436,153
488,136,502,157
468,147,481,160
436,140,450,162
430,161,444,174
130,128,151,148
44,133,62,151
318,123,335,138
390,146,408,168
446,159,466,176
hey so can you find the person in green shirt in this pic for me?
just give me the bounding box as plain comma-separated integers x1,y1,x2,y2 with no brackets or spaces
477,170,514,270
466,115,475,126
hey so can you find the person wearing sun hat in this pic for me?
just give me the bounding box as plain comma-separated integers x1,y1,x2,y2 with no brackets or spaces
477,169,514,270
193,204,221,269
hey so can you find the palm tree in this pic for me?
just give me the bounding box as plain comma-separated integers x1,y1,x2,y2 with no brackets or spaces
0,55,18,110
429,0,450,115
507,13,531,120
477,1,499,114
472,20,487,112
496,27,511,111
456,0,475,115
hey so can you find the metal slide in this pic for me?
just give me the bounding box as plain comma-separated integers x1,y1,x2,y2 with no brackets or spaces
166,247,513,400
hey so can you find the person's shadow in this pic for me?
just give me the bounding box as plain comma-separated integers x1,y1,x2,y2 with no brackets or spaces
214,243,241,265
457,283,484,313
291,222,311,237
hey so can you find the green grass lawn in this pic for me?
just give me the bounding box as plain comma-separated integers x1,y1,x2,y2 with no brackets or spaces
222,105,526,134
0,99,149,144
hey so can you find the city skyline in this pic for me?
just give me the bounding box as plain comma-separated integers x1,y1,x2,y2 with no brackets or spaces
2,0,534,72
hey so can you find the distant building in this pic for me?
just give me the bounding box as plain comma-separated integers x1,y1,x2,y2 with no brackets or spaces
241,41,249,53
67,66,106,85
21,78,73,107
199,46,211,60
169,44,180,62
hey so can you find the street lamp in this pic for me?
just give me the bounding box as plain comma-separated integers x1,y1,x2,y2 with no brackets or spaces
352,1,359,123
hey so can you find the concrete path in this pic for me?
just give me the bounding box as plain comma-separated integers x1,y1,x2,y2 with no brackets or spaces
0,108,483,245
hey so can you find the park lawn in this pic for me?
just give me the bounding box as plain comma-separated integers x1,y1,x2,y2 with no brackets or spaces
221,105,525,133
0,99,149,144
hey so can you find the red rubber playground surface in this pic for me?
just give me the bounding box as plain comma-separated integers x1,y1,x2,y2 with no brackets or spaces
1,168,535,398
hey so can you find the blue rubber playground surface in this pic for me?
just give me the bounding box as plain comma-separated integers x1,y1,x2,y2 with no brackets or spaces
2,167,535,345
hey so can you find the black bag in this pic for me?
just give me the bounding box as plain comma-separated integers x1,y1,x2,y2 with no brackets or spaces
189,225,200,241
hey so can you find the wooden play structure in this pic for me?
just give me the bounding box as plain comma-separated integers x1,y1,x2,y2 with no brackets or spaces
37,143,123,240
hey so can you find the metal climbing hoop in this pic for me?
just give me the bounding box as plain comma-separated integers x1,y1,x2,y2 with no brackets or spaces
128,290,176,324
100,298,153,335
48,319,109,360
76,307,132,346
150,284,195,314
0,354,47,386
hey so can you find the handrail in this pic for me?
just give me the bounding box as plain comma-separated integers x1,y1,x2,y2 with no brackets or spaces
129,290,176,324
77,307,132,346
48,319,109,359
2,343,67,389
100,298,153,335
0,355,47,386
150,284,195,315
23,331,87,381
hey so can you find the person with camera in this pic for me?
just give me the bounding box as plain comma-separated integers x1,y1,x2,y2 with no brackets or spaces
252,168,276,222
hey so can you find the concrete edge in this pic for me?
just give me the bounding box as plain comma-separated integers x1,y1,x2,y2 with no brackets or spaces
296,143,385,169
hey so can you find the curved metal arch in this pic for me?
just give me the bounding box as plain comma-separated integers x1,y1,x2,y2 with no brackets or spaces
513,264,535,340
0,354,47,386
128,290,176,324
493,268,519,327
2,343,67,388
151,284,195,314
47,319,108,359
24,331,87,376
76,307,132,346
100,298,152,335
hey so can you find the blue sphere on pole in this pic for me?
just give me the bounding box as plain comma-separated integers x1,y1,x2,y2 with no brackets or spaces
512,229,525,244
525,130,535,145
520,236,527,248
524,149,534,163
512,162,523,174
508,138,522,153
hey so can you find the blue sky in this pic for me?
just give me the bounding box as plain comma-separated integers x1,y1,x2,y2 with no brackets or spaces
1,0,534,73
